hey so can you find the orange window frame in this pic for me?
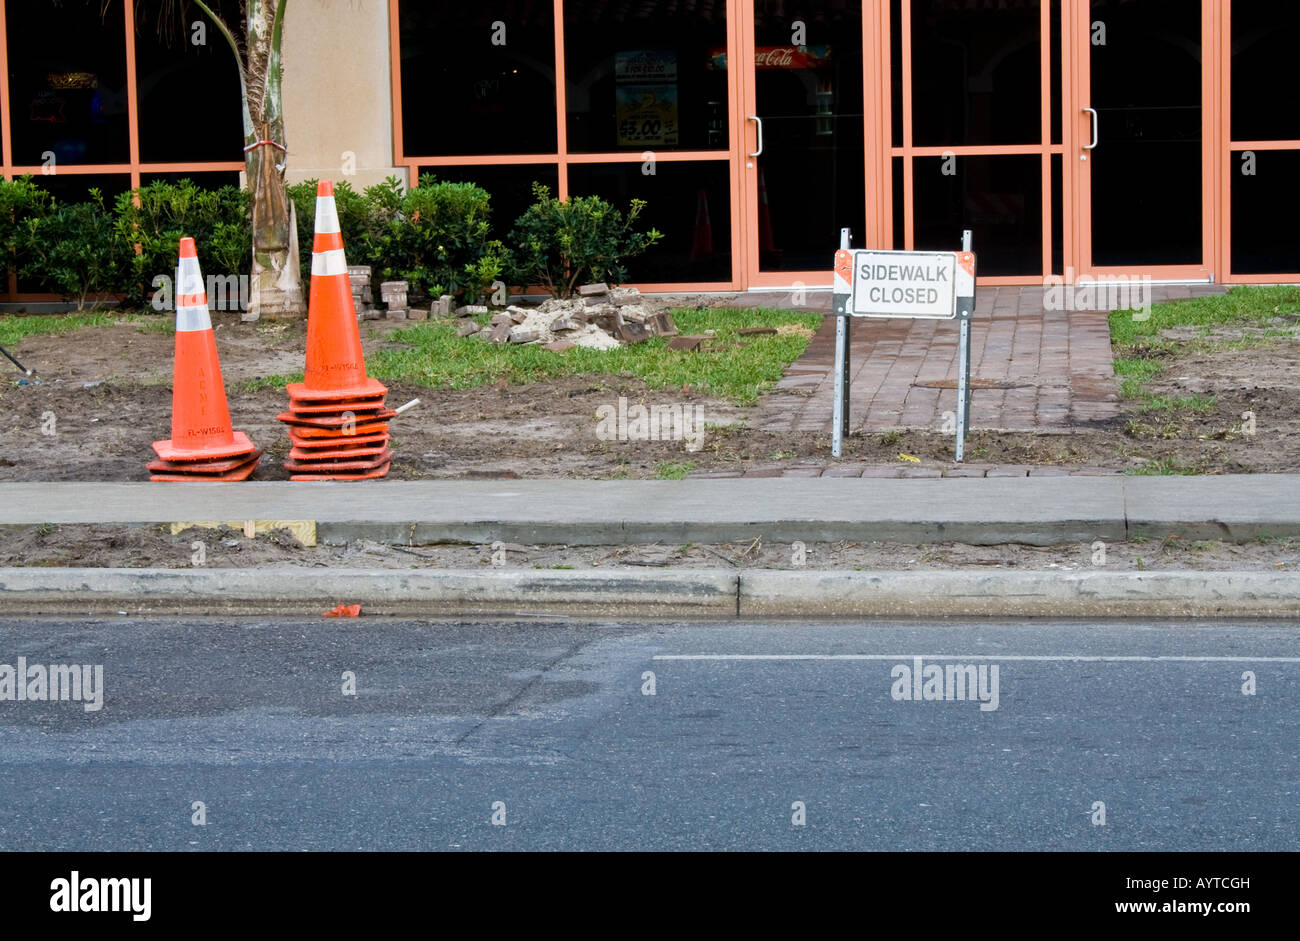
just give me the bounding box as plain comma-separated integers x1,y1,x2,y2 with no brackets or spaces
388,0,744,293
0,0,244,301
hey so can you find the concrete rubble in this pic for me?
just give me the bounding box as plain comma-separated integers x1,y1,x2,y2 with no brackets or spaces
457,284,678,350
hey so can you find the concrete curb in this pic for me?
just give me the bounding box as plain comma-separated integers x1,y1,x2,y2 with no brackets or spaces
739,570,1300,618
2,567,1298,619
0,568,737,618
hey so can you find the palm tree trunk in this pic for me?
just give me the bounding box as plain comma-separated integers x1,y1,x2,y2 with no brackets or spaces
195,0,303,320
244,0,302,319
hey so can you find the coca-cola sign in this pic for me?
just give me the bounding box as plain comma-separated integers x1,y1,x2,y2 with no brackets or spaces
708,45,832,70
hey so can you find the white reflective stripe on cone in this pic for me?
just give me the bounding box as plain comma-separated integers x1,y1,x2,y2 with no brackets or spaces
176,304,213,333
312,248,348,276
176,257,205,297
315,196,340,234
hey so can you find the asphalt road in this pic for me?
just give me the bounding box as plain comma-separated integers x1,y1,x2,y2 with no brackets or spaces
0,616,1296,851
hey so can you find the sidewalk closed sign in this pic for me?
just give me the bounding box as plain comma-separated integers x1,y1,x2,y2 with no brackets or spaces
836,249,961,319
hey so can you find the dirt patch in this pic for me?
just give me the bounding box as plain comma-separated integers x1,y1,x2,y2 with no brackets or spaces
0,313,1296,480
2,524,1294,572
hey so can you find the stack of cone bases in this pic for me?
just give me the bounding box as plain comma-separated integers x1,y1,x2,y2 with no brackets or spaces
149,238,261,481
278,180,394,480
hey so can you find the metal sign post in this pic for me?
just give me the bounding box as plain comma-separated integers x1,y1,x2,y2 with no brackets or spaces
829,230,977,462
954,230,976,463
831,227,852,458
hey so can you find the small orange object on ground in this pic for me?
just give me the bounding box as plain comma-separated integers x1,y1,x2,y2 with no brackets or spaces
322,603,362,618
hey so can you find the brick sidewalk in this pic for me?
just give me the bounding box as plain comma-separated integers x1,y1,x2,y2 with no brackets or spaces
736,284,1227,435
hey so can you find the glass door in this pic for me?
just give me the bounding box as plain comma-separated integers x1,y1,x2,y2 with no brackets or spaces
740,0,867,285
1076,0,1212,278
893,0,1062,281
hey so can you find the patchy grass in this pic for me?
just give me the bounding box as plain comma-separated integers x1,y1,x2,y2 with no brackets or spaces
1136,393,1216,415
0,311,116,347
238,372,302,394
655,460,696,480
129,314,175,335
1108,287,1300,417
368,307,822,406
0,310,180,350
1125,457,1198,476
1111,286,1300,404
1112,357,1162,399
1109,285,1300,348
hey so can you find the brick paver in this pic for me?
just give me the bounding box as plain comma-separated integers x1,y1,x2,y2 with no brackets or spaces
739,285,1227,436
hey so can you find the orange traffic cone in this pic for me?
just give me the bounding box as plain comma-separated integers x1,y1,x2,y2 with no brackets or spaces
149,237,260,481
757,166,776,254
288,180,387,403
279,180,393,480
689,188,713,264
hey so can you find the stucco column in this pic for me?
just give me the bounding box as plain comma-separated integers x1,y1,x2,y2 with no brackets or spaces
280,0,405,190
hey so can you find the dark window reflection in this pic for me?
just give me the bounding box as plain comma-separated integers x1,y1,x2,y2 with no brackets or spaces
6,0,130,165
563,0,728,153
419,164,559,242
752,0,865,271
913,155,1042,277
567,161,731,283
1232,150,1300,274
399,2,557,157
140,171,241,188
135,16,242,163
1089,0,1200,266
27,172,131,204
1231,1,1300,142
911,0,1042,147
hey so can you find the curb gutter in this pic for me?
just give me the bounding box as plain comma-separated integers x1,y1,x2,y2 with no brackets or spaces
1,567,1298,618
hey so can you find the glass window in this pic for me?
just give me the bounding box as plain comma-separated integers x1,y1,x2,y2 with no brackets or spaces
398,2,557,157
891,156,904,249
1050,153,1062,276
418,164,560,244
6,0,130,166
890,0,903,147
563,0,728,154
135,19,243,163
910,0,1042,148
912,154,1042,277
1232,150,1300,274
140,171,242,189
1231,2,1300,142
568,160,731,283
28,172,132,205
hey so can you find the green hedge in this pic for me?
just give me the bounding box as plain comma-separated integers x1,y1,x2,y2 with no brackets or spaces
0,176,249,310
113,179,251,308
288,174,504,303
0,173,662,310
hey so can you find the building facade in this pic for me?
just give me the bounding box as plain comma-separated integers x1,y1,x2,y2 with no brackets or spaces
4,0,1297,296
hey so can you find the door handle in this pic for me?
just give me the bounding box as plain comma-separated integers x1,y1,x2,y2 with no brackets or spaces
1082,107,1099,150
748,115,763,158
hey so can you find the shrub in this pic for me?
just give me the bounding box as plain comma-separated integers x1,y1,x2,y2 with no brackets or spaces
289,174,504,304
0,175,54,280
287,177,380,287
370,174,504,302
506,182,662,298
20,190,132,309
113,179,251,307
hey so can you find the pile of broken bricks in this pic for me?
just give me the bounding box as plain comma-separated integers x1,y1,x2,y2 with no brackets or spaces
340,275,758,353
347,267,451,323
451,283,681,351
